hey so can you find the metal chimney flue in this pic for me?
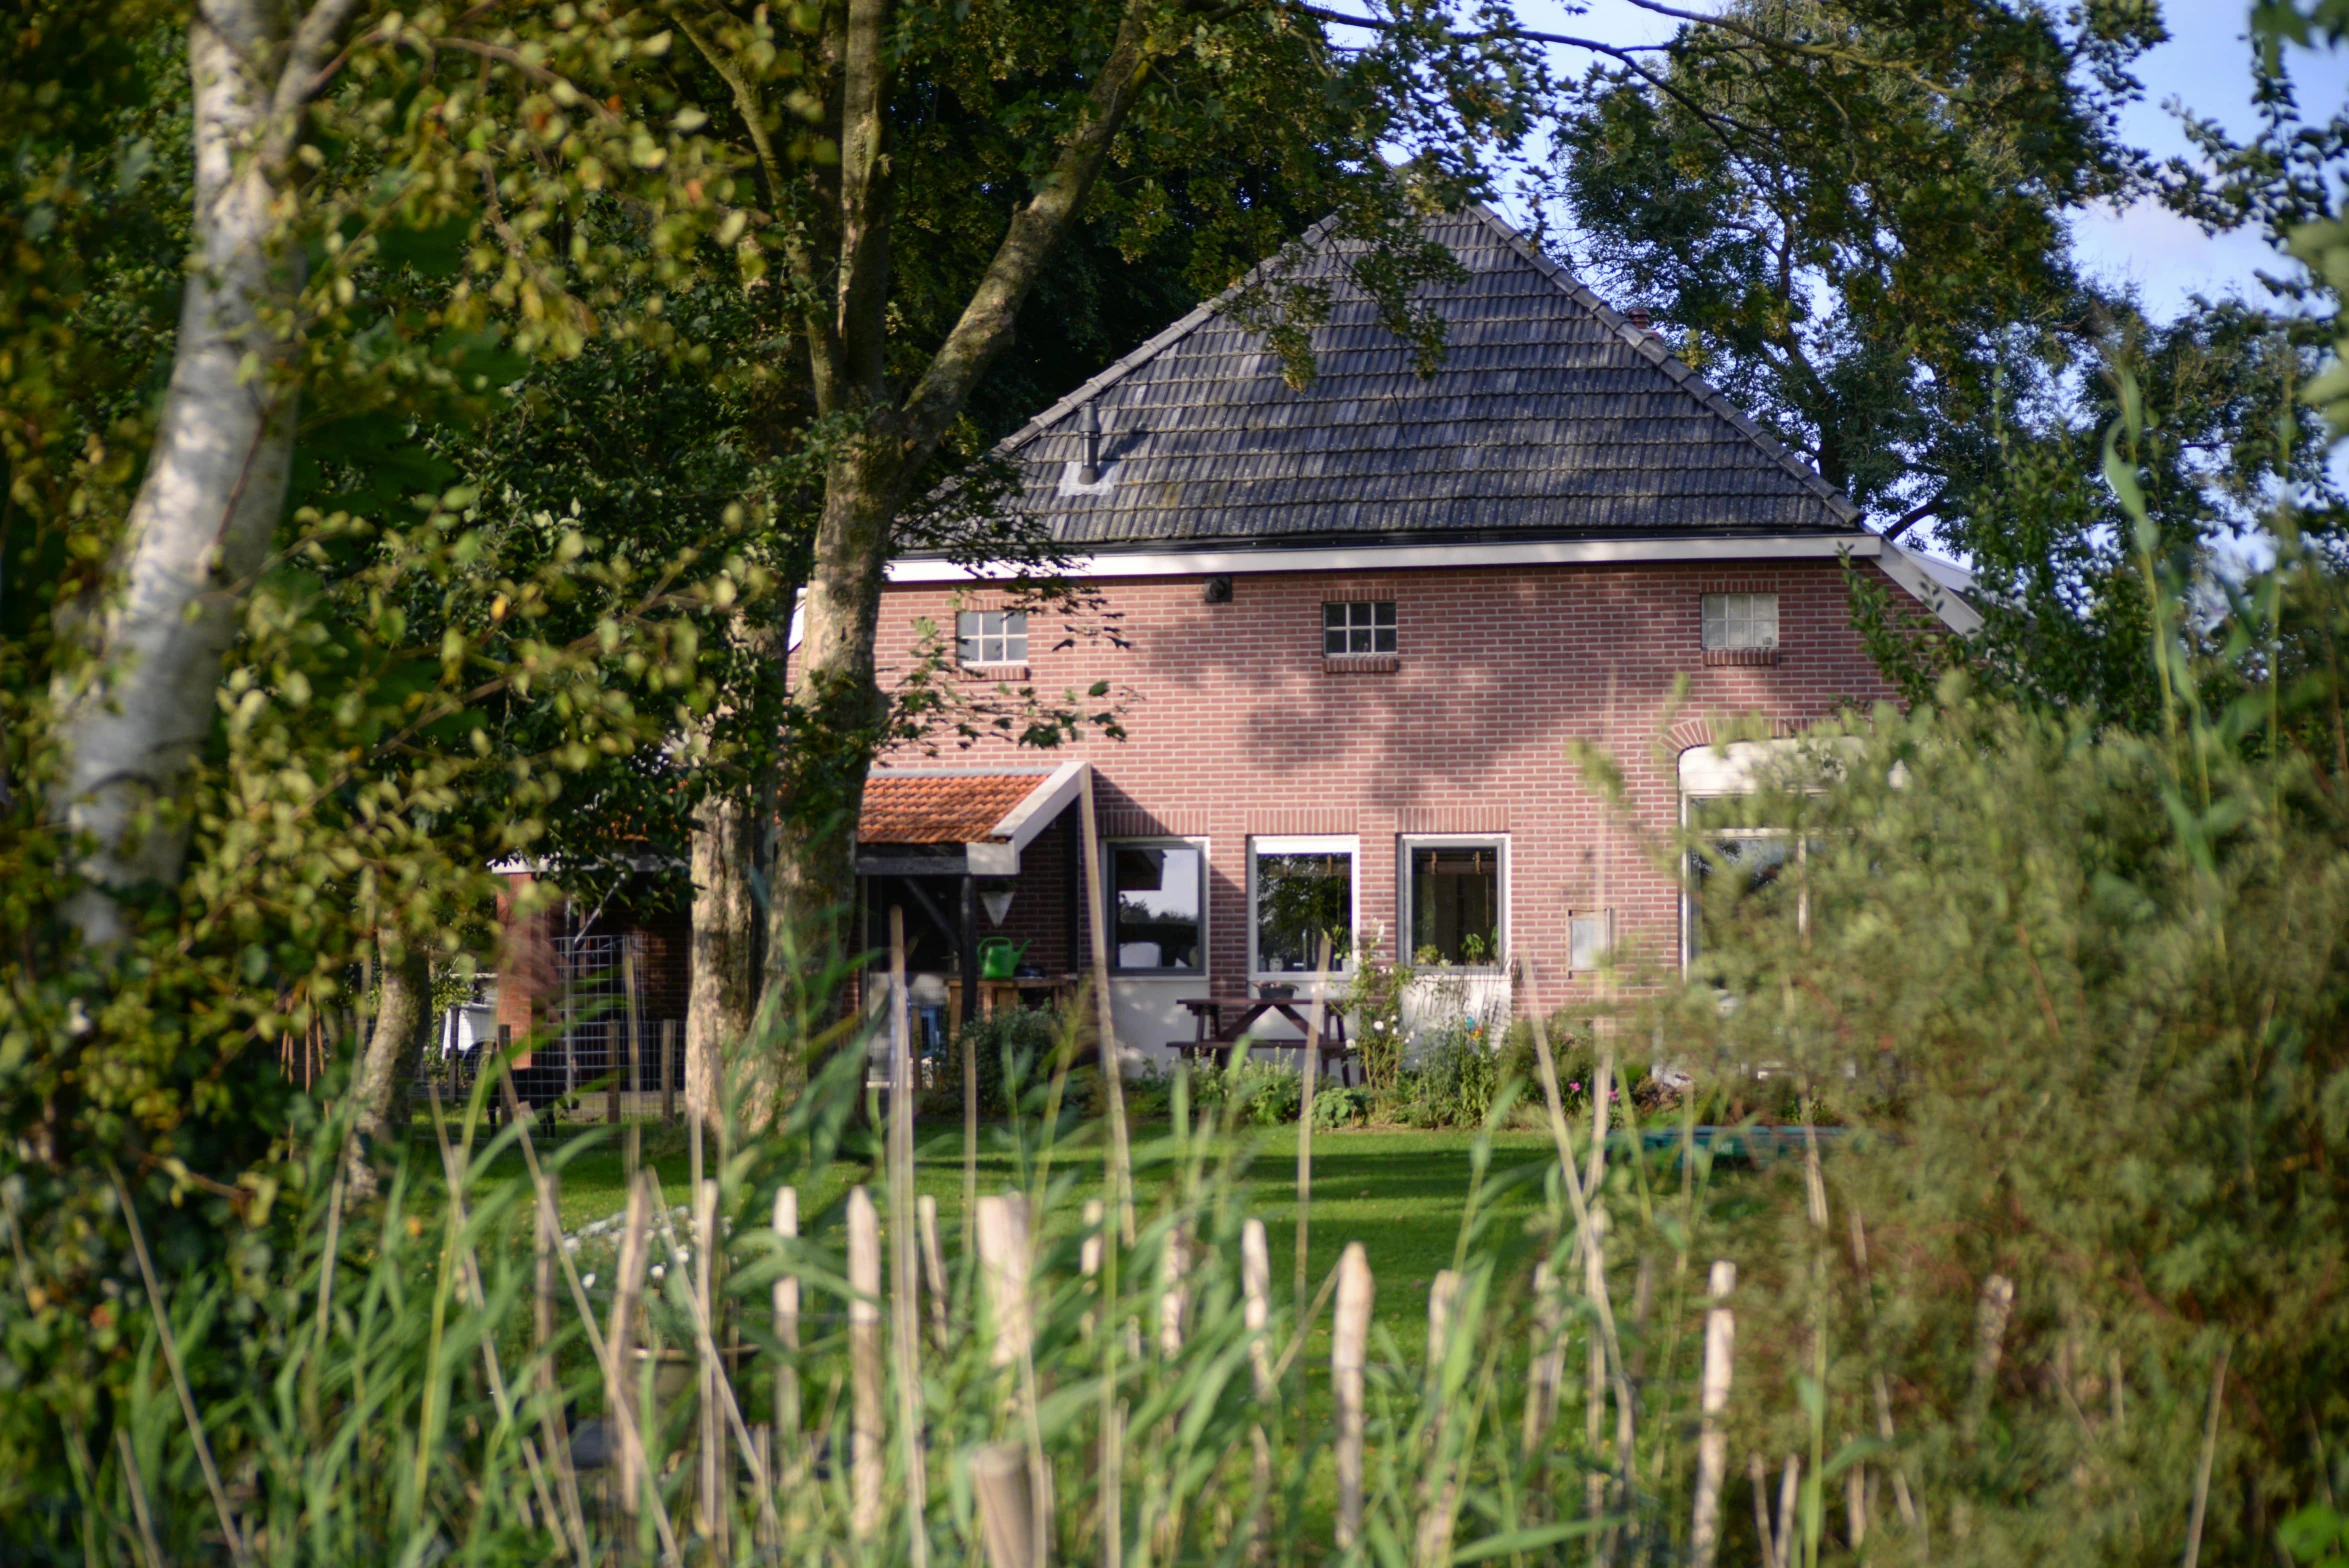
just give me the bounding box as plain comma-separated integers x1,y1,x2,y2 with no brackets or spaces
1078,403,1101,485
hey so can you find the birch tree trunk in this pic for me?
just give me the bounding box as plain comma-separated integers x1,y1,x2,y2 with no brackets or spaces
48,0,364,947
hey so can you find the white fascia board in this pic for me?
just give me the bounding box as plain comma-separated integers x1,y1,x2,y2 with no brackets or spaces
888,534,1877,582
987,758,1090,853
944,758,1092,877
889,533,1979,636
1874,539,1982,635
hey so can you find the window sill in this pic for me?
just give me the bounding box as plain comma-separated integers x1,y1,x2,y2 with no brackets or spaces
1702,647,1778,667
959,663,1031,680
1323,654,1399,674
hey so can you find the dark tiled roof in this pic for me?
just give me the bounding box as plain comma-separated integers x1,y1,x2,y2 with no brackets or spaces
980,206,1861,552
860,772,1049,846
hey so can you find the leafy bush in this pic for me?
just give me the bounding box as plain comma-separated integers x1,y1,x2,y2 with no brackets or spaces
1344,937,1413,1090
924,1005,1067,1119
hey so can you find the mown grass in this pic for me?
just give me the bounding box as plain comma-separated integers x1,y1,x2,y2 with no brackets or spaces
428,1112,1590,1343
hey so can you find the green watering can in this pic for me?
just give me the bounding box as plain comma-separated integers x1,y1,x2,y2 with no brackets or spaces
978,937,1029,980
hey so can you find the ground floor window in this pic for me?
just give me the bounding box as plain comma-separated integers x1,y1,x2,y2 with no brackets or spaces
1107,840,1205,973
1679,740,1849,974
1250,836,1356,977
1400,838,1505,967
1683,821,1806,971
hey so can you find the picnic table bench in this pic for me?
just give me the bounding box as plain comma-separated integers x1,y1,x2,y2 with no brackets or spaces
1173,991,1359,1086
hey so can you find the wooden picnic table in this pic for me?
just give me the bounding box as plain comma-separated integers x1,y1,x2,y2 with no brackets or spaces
1175,991,1358,1085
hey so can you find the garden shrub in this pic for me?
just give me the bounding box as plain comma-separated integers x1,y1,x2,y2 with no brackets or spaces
925,1005,1065,1118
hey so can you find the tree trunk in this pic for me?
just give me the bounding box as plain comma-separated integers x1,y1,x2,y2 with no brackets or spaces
751,0,1159,1106
760,450,898,1095
350,936,429,1192
689,789,757,1127
47,0,363,946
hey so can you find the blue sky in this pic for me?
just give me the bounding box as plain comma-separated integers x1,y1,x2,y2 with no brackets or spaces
1502,0,2349,322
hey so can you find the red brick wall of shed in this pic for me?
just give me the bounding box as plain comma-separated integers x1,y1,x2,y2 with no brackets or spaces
876,558,1910,1003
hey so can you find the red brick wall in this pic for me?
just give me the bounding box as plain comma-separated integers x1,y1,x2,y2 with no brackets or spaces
878,558,1909,1006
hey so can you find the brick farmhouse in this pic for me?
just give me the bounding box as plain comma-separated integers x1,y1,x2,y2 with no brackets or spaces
494,205,1971,1079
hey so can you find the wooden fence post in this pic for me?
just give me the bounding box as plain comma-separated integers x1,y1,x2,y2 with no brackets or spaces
659,1018,676,1127
1241,1219,1274,1399
606,1176,654,1525
976,1194,1033,1369
918,1193,951,1351
621,940,641,1176
1333,1242,1373,1552
1242,1217,1275,1543
1523,1261,1565,1465
1416,1268,1465,1568
693,1178,729,1553
772,1185,800,1467
973,1441,1039,1568
849,1186,884,1540
1080,1197,1105,1342
1157,1223,1190,1357
1688,1261,1737,1568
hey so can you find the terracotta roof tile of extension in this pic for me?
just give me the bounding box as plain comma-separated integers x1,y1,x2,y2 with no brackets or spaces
858,772,1048,846
914,205,1863,556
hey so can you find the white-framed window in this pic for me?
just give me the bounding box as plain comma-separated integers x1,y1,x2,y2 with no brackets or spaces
1248,835,1357,978
1701,592,1778,653
1678,740,1846,973
1398,836,1507,969
1105,839,1206,975
1682,817,1807,974
957,609,1027,665
1323,600,1397,656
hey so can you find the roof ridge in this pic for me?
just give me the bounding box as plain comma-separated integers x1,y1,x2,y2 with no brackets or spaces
1458,204,1863,528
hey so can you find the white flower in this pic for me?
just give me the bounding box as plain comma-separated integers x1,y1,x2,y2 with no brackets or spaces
582,1273,597,1289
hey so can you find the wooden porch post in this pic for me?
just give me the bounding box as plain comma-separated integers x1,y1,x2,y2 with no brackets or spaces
960,872,982,1026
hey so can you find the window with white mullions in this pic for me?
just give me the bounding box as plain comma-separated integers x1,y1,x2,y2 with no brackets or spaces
956,609,1027,665
1323,600,1396,656
1701,592,1778,652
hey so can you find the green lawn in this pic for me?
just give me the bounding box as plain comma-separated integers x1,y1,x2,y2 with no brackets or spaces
427,1112,1582,1341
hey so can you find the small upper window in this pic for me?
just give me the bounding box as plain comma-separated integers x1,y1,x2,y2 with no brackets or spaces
1324,601,1396,656
957,610,1027,665
1701,593,1778,652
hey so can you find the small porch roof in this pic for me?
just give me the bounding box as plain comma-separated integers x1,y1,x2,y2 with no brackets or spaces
855,760,1091,877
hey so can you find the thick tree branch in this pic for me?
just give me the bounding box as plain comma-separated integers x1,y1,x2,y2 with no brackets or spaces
895,0,1162,464
1882,492,1944,541
833,0,894,407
